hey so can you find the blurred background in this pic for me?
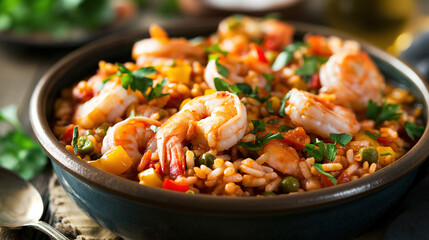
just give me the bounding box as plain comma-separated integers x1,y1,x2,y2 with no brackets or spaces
0,0,429,239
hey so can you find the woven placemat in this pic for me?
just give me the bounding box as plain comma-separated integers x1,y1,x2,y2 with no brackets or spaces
49,175,121,240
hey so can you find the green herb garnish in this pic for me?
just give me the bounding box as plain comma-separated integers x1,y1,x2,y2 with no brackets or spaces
250,120,267,134
146,78,169,101
405,121,425,141
279,91,292,116
238,132,284,151
267,101,275,114
205,43,228,56
0,105,47,180
279,125,294,132
72,126,79,154
312,163,337,185
267,119,278,124
149,125,160,133
329,133,353,146
365,130,378,141
366,100,403,125
214,78,270,102
304,139,336,162
380,152,392,156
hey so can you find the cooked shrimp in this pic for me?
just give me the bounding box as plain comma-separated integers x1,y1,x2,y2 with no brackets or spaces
102,117,161,164
257,140,300,177
204,55,271,90
218,16,294,53
285,89,359,138
74,80,137,129
132,24,205,66
156,91,247,177
319,46,385,110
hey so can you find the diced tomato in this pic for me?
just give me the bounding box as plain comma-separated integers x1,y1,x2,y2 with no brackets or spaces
320,175,334,187
337,171,351,185
263,34,281,51
377,137,393,145
61,124,75,144
281,127,311,150
307,73,321,90
162,179,189,192
251,43,268,63
304,35,332,57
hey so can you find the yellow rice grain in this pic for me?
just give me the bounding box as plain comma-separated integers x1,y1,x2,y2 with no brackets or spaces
213,158,225,169
185,151,195,170
240,165,265,177
369,163,377,174
350,176,359,181
242,175,267,187
223,173,243,183
224,161,234,168
262,166,274,173
265,178,281,192
194,167,206,179
200,165,212,175
224,167,235,177
305,157,315,169
362,161,369,171
233,160,241,170
205,179,217,187
345,162,359,176
346,149,355,164
264,172,278,181
310,166,319,176
225,182,243,195
207,167,224,180
321,163,343,172
241,133,256,143
212,183,226,195
361,173,369,178
354,154,363,162
384,155,394,165
299,161,312,179
302,177,322,191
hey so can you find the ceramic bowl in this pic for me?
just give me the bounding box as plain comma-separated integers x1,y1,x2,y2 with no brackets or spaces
30,20,429,240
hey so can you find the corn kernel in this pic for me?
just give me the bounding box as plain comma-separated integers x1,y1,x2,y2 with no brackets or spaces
205,89,217,95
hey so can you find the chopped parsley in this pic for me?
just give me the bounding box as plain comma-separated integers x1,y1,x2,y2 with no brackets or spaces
304,138,337,162
72,125,79,154
329,133,353,146
267,101,275,114
312,163,337,185
380,152,392,156
214,78,270,102
238,132,284,151
278,91,292,116
365,130,378,141
267,119,278,124
205,43,228,56
366,100,403,126
149,125,160,133
271,42,309,71
279,125,294,132
405,121,425,141
104,64,168,102
250,120,266,134
263,73,274,82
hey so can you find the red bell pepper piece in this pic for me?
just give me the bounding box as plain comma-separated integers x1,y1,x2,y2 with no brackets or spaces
337,171,351,185
162,179,189,192
61,124,75,144
307,73,321,90
281,127,311,150
251,43,268,63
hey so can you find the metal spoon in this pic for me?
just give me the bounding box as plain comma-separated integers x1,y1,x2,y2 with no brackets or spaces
0,167,68,240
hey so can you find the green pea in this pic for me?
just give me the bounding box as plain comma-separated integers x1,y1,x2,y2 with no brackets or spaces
198,153,216,168
95,125,109,137
90,153,102,160
77,136,95,156
261,192,276,197
358,147,378,164
280,176,300,193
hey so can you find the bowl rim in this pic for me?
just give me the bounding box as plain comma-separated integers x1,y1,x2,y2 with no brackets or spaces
30,19,429,214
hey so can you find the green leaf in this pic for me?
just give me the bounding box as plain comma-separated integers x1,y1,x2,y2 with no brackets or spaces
0,105,22,130
132,66,157,79
147,78,168,102
271,51,293,71
295,56,319,77
312,163,337,185
284,42,309,52
215,60,230,79
267,119,278,124
304,144,323,162
405,121,425,141
263,73,274,82
214,77,233,92
235,83,253,95
238,132,284,151
365,130,378,140
329,133,353,146
149,125,160,133
279,125,294,132
205,43,228,56
267,101,275,115
72,126,79,154
250,120,266,134
304,138,337,162
279,91,292,116
326,143,337,162
366,100,403,126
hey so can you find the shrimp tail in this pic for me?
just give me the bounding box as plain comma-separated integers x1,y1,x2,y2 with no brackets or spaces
158,136,185,177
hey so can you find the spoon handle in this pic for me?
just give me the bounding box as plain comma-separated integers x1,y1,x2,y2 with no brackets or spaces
25,221,69,240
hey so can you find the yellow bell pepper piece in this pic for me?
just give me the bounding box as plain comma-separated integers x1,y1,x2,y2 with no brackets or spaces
138,168,163,188
166,63,192,85
355,131,379,146
99,145,133,176
376,146,396,160
179,98,191,110
88,159,105,171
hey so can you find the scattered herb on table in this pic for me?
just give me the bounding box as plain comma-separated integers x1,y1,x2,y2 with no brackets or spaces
0,105,47,180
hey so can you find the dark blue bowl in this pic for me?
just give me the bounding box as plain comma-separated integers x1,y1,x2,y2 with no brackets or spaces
30,20,429,240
